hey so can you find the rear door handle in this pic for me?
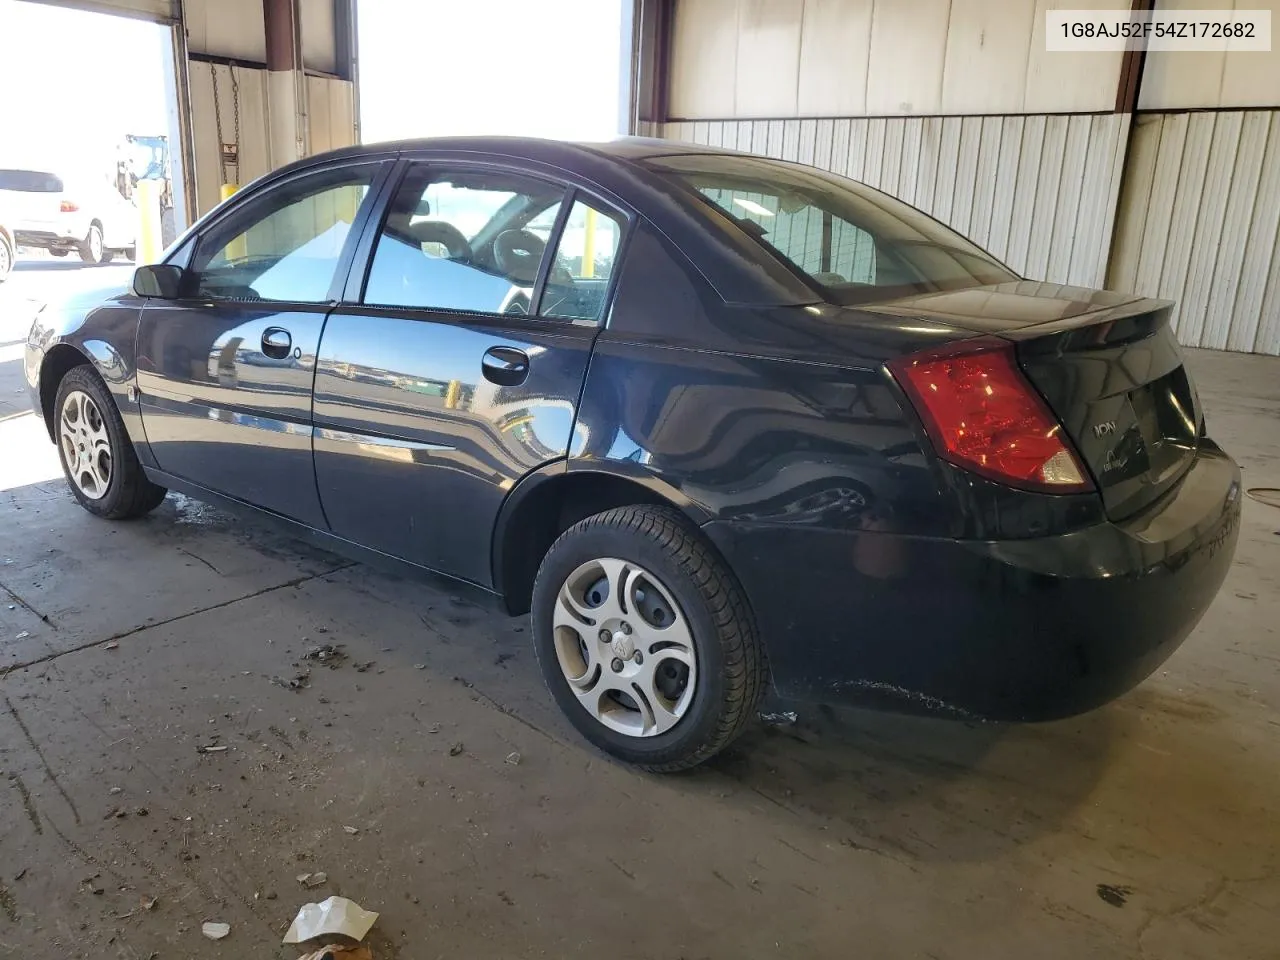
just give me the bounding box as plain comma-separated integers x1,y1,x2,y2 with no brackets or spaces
481,346,530,386
262,327,292,359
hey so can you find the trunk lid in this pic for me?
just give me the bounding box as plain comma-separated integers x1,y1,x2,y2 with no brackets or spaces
863,281,1201,519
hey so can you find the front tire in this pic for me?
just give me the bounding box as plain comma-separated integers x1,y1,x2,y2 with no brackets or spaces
54,366,167,519
0,234,12,283
78,224,105,264
531,505,765,771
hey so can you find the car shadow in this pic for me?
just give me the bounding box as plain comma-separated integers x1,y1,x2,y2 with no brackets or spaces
689,695,1124,865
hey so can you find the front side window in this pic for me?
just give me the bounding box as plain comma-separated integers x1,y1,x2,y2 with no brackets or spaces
539,198,625,324
363,165,566,316
190,167,376,302
646,154,1017,305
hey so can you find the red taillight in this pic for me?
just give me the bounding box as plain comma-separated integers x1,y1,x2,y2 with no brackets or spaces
59,200,79,213
889,337,1093,493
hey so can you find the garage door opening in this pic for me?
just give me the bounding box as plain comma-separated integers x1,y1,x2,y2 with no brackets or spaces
357,0,626,143
0,0,188,281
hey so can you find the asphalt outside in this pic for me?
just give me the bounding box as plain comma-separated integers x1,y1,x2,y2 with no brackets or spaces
1,257,1278,959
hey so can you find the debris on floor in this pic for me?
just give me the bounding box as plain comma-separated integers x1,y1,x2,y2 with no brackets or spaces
295,947,373,960
283,895,379,945
342,825,359,835
449,742,464,757
302,643,346,667
201,921,230,940
195,743,228,754
504,751,521,765
104,641,119,650
272,672,312,692
296,871,328,889
759,710,799,726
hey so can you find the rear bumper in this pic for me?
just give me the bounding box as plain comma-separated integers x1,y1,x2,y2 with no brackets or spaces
704,445,1241,721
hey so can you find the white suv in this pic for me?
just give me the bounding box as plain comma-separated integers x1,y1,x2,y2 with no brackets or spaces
0,168,136,264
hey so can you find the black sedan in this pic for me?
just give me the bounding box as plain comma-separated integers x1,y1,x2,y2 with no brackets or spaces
23,137,1241,770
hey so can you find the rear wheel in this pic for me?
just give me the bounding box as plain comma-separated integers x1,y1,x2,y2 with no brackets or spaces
54,366,167,519
0,234,12,283
531,505,765,771
78,224,105,264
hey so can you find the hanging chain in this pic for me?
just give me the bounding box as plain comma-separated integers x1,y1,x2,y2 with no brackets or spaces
230,65,241,179
210,63,226,184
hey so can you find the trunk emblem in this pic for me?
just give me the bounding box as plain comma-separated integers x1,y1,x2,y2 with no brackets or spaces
1092,420,1118,438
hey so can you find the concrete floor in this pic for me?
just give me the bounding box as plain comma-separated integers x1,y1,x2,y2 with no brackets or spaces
1,265,1279,958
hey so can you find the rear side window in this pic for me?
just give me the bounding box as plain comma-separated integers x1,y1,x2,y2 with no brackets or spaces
0,170,63,192
540,198,625,324
363,165,566,316
646,154,1016,305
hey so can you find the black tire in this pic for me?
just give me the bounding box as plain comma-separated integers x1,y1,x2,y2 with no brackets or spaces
123,247,136,262
531,505,765,772
53,365,167,520
101,250,115,264
78,223,105,264
49,248,69,258
0,234,12,283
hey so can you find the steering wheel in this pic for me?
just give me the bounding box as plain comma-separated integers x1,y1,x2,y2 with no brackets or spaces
493,229,547,283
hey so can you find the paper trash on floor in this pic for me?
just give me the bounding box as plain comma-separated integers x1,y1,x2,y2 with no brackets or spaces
283,895,379,944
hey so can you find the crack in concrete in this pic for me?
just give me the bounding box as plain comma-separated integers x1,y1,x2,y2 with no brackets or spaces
0,563,355,677
6,772,41,834
177,547,224,577
4,697,80,825
0,582,57,630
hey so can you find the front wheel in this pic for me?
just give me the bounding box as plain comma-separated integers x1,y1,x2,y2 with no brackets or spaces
0,234,12,283
531,505,765,771
54,366,167,519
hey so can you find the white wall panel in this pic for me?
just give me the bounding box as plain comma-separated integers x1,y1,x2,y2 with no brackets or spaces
735,0,802,116
669,0,1123,119
300,0,336,73
1139,0,1280,110
865,0,949,115
306,76,356,154
940,0,1035,115
185,0,265,60
670,0,738,118
189,63,271,215
798,0,871,116
662,112,1129,288
1023,0,1123,114
1108,110,1280,355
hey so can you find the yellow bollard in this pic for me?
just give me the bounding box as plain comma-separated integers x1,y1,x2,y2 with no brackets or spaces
135,179,163,265
445,379,461,410
221,183,247,262
581,206,596,279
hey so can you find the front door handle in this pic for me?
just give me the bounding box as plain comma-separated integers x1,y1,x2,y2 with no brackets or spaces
262,327,292,360
481,346,530,386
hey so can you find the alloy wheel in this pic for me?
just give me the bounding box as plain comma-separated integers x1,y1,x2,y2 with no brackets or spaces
59,389,113,500
552,557,697,737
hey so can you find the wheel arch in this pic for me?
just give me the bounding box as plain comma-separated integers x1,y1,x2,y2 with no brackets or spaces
38,343,94,440
492,465,712,616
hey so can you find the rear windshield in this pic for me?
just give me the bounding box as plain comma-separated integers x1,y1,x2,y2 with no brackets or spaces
645,154,1017,305
0,170,64,192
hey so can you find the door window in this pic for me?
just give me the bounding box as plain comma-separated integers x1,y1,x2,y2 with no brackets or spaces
539,198,625,324
189,167,376,303
363,166,566,316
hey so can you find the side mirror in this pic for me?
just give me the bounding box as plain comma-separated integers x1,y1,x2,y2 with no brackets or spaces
132,263,184,299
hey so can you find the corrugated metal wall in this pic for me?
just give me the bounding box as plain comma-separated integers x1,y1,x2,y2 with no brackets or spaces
661,114,1130,290
1108,111,1280,356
